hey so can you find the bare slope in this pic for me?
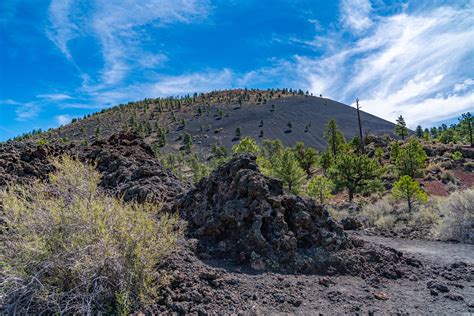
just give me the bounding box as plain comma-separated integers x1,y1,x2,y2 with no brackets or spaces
168,95,396,152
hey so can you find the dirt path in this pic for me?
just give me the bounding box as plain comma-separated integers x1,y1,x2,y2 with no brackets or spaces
354,234,474,265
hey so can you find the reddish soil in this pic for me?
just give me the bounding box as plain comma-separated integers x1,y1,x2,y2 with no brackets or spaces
422,180,449,197
451,169,474,187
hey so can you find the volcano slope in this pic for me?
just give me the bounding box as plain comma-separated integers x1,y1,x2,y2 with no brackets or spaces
1,134,472,314
29,90,396,156
165,95,396,152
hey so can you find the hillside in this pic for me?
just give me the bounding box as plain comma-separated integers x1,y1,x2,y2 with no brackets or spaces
26,89,396,155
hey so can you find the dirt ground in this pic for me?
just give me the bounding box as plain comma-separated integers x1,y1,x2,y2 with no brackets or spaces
156,235,474,314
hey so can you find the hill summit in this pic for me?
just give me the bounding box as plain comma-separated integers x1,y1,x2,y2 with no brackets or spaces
21,89,395,155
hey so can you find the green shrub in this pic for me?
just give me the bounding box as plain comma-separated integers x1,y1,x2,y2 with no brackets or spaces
451,151,463,161
36,139,47,146
0,156,182,314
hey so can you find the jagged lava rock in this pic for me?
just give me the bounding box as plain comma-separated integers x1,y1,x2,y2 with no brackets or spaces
81,132,189,205
174,154,353,272
0,141,63,186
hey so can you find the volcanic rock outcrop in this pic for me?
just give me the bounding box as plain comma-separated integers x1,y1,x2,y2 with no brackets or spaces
0,142,59,186
0,132,188,207
175,154,354,273
80,132,189,205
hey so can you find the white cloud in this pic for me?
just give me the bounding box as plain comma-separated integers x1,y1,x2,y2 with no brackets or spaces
41,0,473,130
46,0,79,61
453,78,474,93
14,102,40,121
238,3,474,127
56,114,72,125
148,69,234,96
291,4,474,127
37,93,73,101
339,0,373,33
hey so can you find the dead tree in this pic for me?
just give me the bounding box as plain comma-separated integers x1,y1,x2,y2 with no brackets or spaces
356,98,364,154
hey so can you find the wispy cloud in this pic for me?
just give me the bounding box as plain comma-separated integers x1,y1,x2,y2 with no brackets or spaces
339,0,373,33
1,99,41,121
245,2,474,127
37,93,73,101
148,69,234,96
55,114,72,125
46,0,78,61
46,0,211,89
40,0,473,130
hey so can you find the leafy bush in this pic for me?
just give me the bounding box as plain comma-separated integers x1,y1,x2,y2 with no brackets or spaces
410,203,440,227
36,139,48,146
327,207,349,223
451,151,463,161
0,156,182,314
432,189,474,244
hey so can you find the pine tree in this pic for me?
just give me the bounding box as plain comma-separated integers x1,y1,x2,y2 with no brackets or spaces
459,112,473,147
329,152,382,201
157,127,166,147
423,128,431,141
395,115,408,140
394,139,427,178
182,133,192,153
415,125,423,138
391,175,428,211
292,142,318,177
188,154,210,184
232,137,260,155
271,148,305,194
307,176,334,205
324,119,346,157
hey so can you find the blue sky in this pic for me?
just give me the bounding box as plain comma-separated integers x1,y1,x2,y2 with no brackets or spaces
1,0,473,140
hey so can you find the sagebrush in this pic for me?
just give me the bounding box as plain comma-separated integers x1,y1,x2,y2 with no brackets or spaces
0,156,182,314
432,189,474,244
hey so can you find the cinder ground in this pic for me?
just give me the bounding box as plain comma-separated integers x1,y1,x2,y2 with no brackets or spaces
166,95,396,153
156,235,473,314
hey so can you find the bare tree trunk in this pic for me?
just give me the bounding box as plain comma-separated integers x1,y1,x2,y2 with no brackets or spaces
356,98,364,154
348,189,354,202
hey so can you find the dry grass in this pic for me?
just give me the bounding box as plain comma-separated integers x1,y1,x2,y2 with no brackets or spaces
431,189,474,244
410,203,440,227
327,207,350,222
0,156,182,314
361,197,398,229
